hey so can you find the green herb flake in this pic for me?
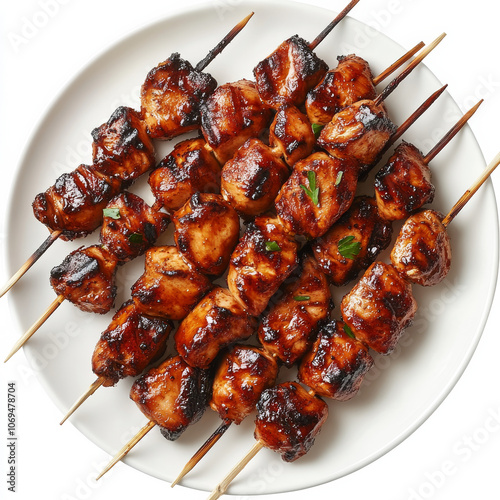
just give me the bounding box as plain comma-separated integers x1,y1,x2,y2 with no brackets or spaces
337,235,361,260
343,324,356,339
129,233,143,244
335,171,343,186
293,295,311,301
103,208,121,219
265,241,281,252
311,123,324,138
300,170,320,206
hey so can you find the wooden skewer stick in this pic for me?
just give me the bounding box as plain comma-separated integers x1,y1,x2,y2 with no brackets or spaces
59,378,105,425
308,0,360,50
171,420,233,488
0,230,61,299
4,294,64,362
96,420,156,481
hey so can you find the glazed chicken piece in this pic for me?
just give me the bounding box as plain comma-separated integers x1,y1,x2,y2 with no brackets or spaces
341,261,417,354
100,192,169,262
200,79,273,164
298,319,373,401
305,54,376,126
92,300,173,387
175,287,257,369
32,164,122,241
221,138,289,217
269,105,316,166
312,196,393,286
254,382,329,462
210,345,279,424
130,355,212,441
131,245,212,320
227,215,300,316
391,209,451,286
258,254,333,367
253,35,328,109
91,106,155,183
172,193,240,276
148,137,221,214
317,99,396,176
141,52,217,140
275,152,359,239
50,245,118,314
374,141,435,221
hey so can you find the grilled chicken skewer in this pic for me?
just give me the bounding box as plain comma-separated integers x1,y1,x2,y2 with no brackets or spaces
0,13,254,298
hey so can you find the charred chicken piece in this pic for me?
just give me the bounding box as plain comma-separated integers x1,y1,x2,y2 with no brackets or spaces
255,382,328,462
317,99,396,176
100,192,169,262
269,105,316,167
341,261,417,355
227,215,300,316
253,35,328,109
32,164,122,241
391,209,451,286
50,245,118,314
298,319,373,401
130,355,212,441
221,138,289,217
258,254,333,367
148,137,221,214
275,152,359,239
210,345,279,425
172,193,240,276
305,54,376,126
312,196,393,286
141,52,217,140
92,300,173,387
175,287,257,369
92,106,155,183
200,79,273,164
131,245,212,320
374,141,435,221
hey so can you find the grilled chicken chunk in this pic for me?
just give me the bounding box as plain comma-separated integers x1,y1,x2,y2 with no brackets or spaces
221,138,289,217
374,141,435,221
92,300,173,387
341,261,417,354
258,255,333,367
200,79,273,164
298,320,373,400
269,105,316,166
255,382,328,462
227,215,300,316
148,137,221,214
317,99,396,176
391,209,451,286
50,245,118,314
130,356,212,441
100,192,169,262
275,152,359,239
253,35,328,109
32,164,122,241
312,196,393,286
210,345,279,424
131,245,212,320
175,287,257,369
172,193,240,276
141,52,217,140
91,106,155,183
305,54,376,126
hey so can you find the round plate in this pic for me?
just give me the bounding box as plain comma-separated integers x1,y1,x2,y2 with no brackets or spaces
4,0,498,495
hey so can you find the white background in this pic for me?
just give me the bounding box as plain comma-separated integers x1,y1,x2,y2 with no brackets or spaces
1,1,499,499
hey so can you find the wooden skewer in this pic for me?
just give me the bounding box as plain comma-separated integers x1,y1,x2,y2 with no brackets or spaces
308,0,360,50
96,420,156,480
171,420,233,488
59,378,105,425
4,294,64,362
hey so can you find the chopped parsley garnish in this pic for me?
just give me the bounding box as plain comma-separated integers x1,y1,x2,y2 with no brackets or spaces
335,171,343,186
338,235,361,260
293,295,311,301
103,208,121,219
265,241,281,252
311,123,324,138
343,324,356,339
129,233,143,244
300,171,320,206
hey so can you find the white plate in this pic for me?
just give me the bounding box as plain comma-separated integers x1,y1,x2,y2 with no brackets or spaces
4,0,498,495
